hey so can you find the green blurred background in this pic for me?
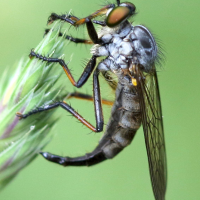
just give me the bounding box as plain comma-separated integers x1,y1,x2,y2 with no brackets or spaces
0,0,200,199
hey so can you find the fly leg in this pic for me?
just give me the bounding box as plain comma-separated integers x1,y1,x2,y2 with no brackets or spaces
48,4,114,26
47,4,115,44
66,91,113,106
44,29,93,44
17,68,104,132
17,101,98,132
29,49,96,88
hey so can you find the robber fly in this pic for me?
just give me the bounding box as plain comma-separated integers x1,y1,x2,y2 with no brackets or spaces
17,1,167,199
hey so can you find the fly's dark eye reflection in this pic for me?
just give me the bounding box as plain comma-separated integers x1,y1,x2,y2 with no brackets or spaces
16,1,167,200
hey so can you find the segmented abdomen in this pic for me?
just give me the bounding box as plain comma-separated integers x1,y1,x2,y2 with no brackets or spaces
95,77,142,159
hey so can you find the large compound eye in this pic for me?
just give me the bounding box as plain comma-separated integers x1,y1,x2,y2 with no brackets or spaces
106,3,136,28
106,6,131,27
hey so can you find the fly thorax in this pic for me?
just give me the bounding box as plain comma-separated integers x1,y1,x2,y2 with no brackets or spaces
94,23,157,73
130,25,158,72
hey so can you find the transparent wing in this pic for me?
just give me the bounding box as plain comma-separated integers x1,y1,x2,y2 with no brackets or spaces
136,65,167,200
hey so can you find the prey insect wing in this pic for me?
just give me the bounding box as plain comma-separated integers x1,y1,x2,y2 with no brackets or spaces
136,65,167,200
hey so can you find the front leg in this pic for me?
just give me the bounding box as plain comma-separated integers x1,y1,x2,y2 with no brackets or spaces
47,14,78,25
47,4,115,44
85,18,101,44
47,4,114,26
48,15,101,44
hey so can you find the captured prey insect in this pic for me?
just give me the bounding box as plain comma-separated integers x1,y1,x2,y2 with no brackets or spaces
16,1,167,200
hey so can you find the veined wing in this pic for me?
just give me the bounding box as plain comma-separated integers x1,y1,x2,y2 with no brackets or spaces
136,65,167,200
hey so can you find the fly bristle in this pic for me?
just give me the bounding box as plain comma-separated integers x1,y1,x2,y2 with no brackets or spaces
155,36,166,69
97,0,114,8
80,58,89,69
